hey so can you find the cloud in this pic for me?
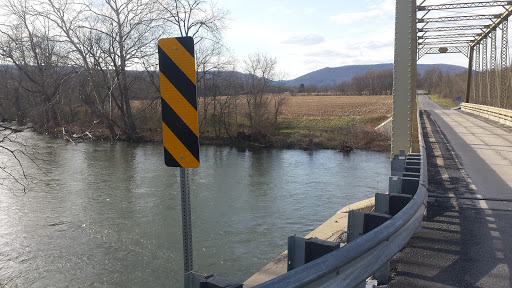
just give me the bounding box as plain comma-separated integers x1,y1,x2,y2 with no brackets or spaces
358,39,394,49
282,34,325,46
303,7,316,15
330,10,381,24
305,50,352,58
331,0,394,24
267,5,293,15
368,0,395,12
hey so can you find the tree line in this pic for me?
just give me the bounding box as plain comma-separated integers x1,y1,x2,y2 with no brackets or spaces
288,69,394,96
0,0,290,143
0,0,216,141
0,0,469,147
291,67,467,100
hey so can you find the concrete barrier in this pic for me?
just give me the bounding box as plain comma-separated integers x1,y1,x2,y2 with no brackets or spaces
243,197,375,287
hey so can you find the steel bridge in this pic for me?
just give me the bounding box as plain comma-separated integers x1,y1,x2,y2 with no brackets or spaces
200,2,512,287
245,1,512,287
393,0,512,155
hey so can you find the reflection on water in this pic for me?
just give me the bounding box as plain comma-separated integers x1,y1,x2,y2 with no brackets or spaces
0,133,389,286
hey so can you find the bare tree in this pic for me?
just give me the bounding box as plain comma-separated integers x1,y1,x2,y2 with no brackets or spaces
422,67,444,95
242,52,278,139
42,0,121,140
42,0,163,140
158,0,227,40
85,0,162,139
0,62,26,123
0,0,71,131
0,124,33,194
0,0,231,144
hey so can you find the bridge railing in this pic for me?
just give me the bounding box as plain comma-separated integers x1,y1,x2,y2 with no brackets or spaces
253,112,428,288
461,103,512,126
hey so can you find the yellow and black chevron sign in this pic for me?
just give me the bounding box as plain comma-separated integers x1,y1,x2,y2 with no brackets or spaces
158,37,200,168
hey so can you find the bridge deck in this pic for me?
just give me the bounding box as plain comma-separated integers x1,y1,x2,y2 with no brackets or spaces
387,95,512,287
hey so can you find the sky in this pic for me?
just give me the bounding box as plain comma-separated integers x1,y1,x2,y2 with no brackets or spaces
220,0,472,80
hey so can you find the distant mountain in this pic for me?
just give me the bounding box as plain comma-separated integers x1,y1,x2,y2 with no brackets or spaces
284,63,466,87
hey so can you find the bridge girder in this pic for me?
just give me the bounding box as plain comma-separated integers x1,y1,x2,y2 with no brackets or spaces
418,33,481,39
418,46,469,60
420,40,472,45
418,1,512,11
418,14,501,23
418,25,489,32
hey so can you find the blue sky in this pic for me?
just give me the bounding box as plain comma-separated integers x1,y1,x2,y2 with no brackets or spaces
222,0,470,80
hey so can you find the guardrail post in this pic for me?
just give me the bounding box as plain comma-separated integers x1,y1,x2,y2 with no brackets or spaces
375,193,390,214
347,210,368,288
287,236,305,271
402,177,420,195
305,238,340,264
364,213,392,285
391,150,407,177
287,236,340,272
402,172,420,179
363,213,392,233
200,275,243,288
405,165,420,173
374,263,391,285
389,176,403,194
348,211,393,285
389,194,413,216
375,193,413,217
185,272,203,288
347,210,365,243
405,159,421,167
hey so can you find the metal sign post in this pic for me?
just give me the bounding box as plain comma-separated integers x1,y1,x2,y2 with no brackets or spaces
180,167,193,282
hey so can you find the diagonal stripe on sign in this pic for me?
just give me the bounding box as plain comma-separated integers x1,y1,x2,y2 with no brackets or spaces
175,37,194,58
164,148,180,167
160,71,198,136
161,99,199,161
158,46,197,109
162,122,200,168
158,38,196,85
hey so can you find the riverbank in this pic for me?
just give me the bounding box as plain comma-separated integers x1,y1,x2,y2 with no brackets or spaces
56,95,392,152
243,197,376,287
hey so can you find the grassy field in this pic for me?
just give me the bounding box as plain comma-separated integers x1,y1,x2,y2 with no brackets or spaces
280,95,392,118
273,95,392,151
427,94,459,108
126,95,392,151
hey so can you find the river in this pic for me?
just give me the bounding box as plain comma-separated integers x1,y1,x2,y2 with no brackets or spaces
0,132,390,287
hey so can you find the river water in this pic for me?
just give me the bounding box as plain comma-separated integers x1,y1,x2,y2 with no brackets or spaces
0,133,390,287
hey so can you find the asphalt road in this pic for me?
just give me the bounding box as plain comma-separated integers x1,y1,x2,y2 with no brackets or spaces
386,95,512,287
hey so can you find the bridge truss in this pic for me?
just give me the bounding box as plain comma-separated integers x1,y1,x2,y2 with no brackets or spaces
417,1,512,109
392,1,512,154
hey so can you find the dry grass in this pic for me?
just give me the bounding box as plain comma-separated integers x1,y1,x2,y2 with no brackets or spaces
130,95,393,151
280,95,392,118
273,95,392,151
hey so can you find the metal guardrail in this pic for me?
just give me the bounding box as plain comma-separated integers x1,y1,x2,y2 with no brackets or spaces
254,113,428,288
461,103,512,126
